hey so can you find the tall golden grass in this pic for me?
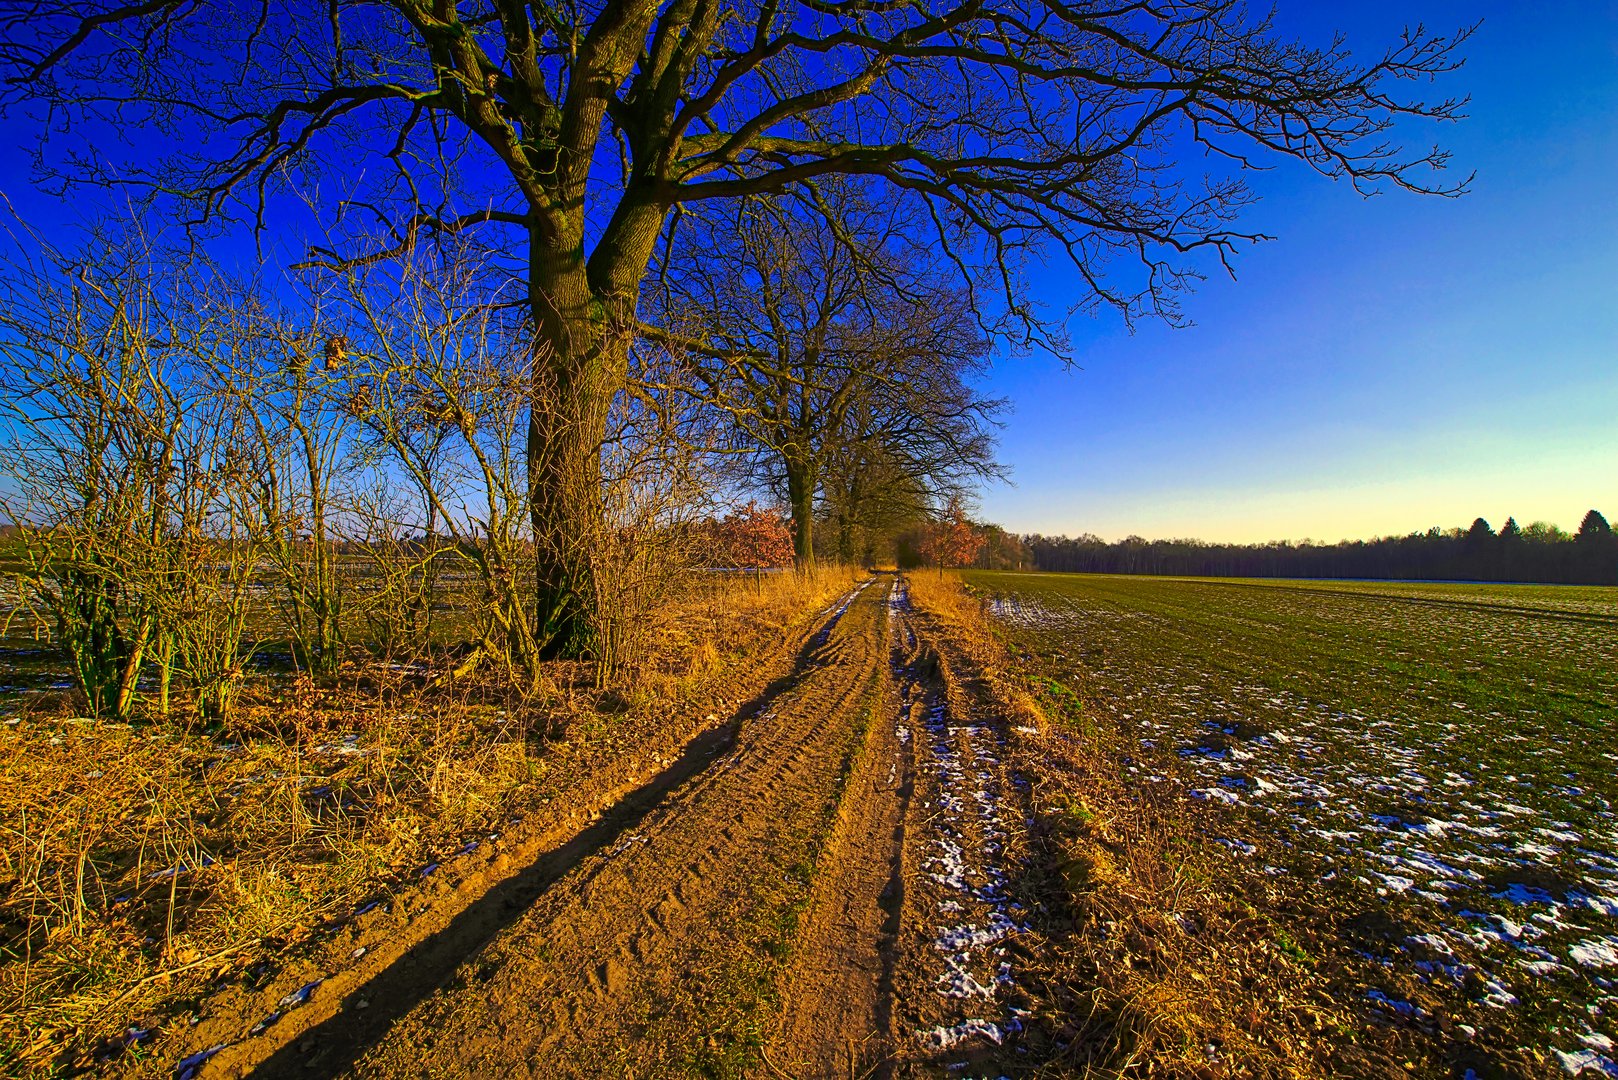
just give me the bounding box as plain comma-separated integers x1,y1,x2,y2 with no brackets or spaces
0,565,855,1075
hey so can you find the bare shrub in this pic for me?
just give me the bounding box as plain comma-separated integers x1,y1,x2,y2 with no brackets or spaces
328,237,547,694
0,223,265,724
582,351,719,690
236,322,357,679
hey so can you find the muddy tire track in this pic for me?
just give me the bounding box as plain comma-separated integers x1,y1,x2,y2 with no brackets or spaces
249,579,890,1078
767,582,921,1077
886,581,1039,1074
769,579,1043,1078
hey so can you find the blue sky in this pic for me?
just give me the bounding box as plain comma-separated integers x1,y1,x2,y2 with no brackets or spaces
1,2,1611,545
984,0,1618,543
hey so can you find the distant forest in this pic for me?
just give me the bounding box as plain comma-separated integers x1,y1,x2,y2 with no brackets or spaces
991,511,1618,586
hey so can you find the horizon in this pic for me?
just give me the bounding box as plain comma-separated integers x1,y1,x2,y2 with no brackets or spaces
995,506,1609,548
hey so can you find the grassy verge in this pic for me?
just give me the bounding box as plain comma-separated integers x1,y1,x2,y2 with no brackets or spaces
905,572,1379,1078
0,567,855,1077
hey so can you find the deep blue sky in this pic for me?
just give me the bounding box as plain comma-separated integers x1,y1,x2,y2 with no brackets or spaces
1,2,1612,545
984,0,1618,543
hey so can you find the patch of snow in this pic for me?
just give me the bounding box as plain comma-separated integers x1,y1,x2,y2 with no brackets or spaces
1494,883,1560,906
918,1018,1005,1050
1569,936,1618,968
1554,1049,1618,1077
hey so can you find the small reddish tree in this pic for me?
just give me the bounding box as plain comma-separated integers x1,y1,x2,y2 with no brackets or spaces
710,502,795,570
919,500,987,572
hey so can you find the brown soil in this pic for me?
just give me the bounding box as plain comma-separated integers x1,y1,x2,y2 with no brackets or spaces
766,586,915,1077
769,578,1046,1079
883,581,1045,1078
135,576,1054,1080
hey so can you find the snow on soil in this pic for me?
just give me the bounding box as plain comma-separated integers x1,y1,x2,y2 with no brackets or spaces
983,583,1618,1066
897,583,1028,1054
1556,1048,1618,1077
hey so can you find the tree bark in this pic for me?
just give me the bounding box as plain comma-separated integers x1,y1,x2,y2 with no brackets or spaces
836,513,856,564
526,231,635,659
784,454,816,566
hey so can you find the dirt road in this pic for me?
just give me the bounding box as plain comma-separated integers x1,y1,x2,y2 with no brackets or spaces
191,577,1044,1079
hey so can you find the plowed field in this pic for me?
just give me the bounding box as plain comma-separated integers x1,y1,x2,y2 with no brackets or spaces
971,571,1618,1078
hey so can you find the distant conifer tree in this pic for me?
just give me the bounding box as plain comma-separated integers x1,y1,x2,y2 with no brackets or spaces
1576,509,1612,541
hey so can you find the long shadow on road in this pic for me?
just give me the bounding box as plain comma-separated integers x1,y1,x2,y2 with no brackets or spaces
250,582,875,1079
251,720,737,1078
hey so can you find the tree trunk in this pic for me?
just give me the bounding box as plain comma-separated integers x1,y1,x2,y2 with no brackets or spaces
836,518,855,564
524,191,668,658
834,472,860,564
527,384,613,659
527,241,629,660
785,456,816,566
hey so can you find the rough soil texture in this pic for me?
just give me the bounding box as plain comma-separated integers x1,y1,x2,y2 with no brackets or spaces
882,580,1045,1077
766,585,915,1076
163,577,1049,1079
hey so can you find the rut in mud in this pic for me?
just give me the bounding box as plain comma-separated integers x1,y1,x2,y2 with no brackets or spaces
767,578,1042,1077
182,577,1047,1079
253,578,892,1077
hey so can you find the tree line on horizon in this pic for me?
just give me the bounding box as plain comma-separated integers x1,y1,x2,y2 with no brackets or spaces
994,511,1618,585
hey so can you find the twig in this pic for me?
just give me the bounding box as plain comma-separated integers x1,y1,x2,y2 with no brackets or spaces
101,917,299,1012
759,1046,798,1080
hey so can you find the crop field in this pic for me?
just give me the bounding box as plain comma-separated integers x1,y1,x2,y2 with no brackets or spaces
968,571,1618,1076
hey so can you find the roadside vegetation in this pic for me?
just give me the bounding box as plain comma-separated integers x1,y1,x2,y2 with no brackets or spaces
966,571,1618,1077
0,566,854,1074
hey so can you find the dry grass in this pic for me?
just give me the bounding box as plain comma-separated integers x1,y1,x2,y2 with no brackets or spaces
0,565,855,1077
906,572,1367,1078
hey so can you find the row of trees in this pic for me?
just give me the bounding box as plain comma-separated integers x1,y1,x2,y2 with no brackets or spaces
0,0,1474,662
1016,512,1618,585
0,198,1003,719
648,189,1004,565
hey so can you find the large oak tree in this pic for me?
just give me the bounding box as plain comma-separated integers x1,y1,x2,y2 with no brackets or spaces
0,0,1470,654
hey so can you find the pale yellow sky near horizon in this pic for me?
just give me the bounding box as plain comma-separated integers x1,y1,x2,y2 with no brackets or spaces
1005,436,1616,545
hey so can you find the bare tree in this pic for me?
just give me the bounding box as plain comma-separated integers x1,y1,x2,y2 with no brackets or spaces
325,234,711,692
821,378,1000,565
0,223,263,723
236,320,357,678
1,1,1471,652
649,190,1001,563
